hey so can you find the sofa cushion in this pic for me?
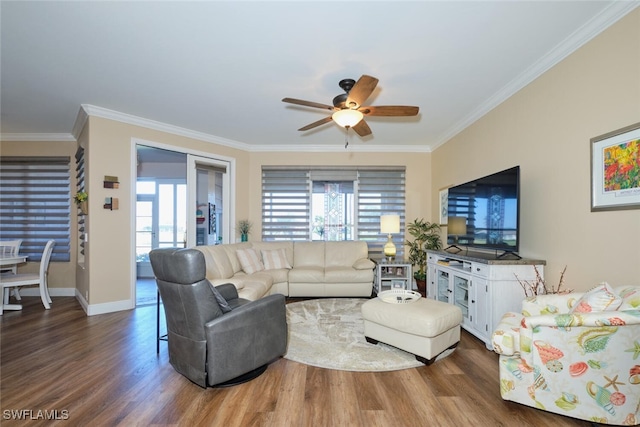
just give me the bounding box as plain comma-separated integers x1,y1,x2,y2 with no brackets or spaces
262,268,289,285
324,266,373,283
236,248,265,275
570,282,622,313
222,242,251,274
252,241,294,267
618,286,640,310
209,276,245,290
261,248,292,270
288,266,324,283
325,241,368,268
293,242,325,267
195,245,233,280
235,272,273,300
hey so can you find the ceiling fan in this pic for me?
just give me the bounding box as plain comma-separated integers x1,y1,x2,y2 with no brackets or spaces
282,75,419,137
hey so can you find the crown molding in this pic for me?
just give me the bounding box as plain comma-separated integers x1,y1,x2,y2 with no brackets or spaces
430,1,639,151
78,104,254,151
250,143,432,153
0,133,75,142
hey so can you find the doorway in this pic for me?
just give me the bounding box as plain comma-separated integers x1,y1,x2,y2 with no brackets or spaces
134,144,232,307
135,146,187,305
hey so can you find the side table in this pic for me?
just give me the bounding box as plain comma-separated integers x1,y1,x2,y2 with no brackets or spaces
375,260,412,294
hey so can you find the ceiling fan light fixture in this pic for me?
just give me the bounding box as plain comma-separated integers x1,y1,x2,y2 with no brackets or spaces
332,109,363,128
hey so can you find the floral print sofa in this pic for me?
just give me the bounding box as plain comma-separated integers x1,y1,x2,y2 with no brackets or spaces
492,284,640,425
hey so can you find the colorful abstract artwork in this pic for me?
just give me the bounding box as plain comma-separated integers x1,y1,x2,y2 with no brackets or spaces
603,139,639,192
591,122,640,211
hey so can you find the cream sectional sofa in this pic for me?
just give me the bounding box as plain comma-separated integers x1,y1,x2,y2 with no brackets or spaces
195,241,375,300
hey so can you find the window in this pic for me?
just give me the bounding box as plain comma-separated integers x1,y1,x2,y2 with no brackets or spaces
0,156,71,262
262,167,405,258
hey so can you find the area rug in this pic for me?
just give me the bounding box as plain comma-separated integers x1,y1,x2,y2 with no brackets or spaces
284,298,453,372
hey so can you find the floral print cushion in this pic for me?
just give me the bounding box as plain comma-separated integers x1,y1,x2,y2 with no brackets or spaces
522,293,581,317
570,282,622,314
493,286,640,425
618,286,640,311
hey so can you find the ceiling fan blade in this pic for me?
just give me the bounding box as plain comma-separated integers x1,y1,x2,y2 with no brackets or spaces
282,98,335,111
351,119,372,137
298,116,333,131
359,105,419,116
345,75,378,109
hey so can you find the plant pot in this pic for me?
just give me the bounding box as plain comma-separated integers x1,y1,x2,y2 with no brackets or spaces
79,200,88,215
241,234,248,242
415,278,426,297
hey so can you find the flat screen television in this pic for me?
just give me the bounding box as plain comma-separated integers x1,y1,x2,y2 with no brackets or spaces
446,166,520,256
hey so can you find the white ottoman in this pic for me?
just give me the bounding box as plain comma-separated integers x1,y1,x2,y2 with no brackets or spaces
361,297,462,365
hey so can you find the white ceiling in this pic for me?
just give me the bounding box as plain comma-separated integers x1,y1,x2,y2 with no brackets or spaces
1,1,637,152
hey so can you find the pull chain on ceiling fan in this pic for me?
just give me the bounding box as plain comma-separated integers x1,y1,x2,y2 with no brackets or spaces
282,75,419,139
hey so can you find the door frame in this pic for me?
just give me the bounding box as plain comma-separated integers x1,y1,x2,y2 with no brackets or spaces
130,137,236,305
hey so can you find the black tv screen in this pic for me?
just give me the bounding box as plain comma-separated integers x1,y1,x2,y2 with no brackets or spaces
446,166,520,254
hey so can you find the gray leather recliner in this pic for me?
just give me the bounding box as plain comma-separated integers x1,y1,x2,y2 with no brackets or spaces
149,247,288,387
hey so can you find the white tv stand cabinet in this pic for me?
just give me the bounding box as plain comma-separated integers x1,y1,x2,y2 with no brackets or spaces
426,250,545,350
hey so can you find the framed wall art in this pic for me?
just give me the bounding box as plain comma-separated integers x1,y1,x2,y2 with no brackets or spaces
591,122,640,211
439,188,449,225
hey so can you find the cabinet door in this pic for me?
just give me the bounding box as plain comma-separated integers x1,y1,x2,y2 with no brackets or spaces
436,269,450,303
427,264,436,298
470,277,487,340
452,274,470,327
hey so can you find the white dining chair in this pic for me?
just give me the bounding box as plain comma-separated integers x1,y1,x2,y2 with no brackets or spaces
0,240,55,315
0,239,23,302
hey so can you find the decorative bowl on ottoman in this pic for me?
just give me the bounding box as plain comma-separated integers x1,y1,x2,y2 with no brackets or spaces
361,297,462,365
377,289,421,304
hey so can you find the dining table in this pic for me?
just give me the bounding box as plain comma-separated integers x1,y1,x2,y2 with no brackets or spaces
0,254,28,267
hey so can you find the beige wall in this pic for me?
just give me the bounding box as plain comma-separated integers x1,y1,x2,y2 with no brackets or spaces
81,117,250,305
432,9,640,290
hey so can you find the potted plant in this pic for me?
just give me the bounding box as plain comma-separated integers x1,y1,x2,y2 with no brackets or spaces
73,191,88,215
405,218,442,296
238,219,252,242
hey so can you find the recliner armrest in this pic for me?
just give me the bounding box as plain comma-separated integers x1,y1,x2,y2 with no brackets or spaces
215,283,239,302
203,294,287,385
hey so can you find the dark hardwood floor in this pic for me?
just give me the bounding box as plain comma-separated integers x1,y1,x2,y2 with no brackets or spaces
0,296,594,426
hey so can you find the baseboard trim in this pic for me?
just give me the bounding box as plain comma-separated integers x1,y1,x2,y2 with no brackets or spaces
18,287,76,297
20,288,134,316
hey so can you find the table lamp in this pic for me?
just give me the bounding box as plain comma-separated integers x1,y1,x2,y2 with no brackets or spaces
445,216,467,253
380,214,400,260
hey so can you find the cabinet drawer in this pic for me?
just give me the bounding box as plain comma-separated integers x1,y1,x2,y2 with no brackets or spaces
471,263,488,278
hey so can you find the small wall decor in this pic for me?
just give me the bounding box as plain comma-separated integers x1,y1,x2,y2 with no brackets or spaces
591,122,640,211
103,197,119,210
439,188,449,225
103,175,120,189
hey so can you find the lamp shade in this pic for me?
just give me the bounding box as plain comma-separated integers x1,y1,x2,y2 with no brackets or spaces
380,215,400,234
332,109,364,128
447,216,467,236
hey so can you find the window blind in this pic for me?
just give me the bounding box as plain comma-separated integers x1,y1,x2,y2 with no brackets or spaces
261,169,311,241
0,156,71,262
261,167,405,257
357,169,406,258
